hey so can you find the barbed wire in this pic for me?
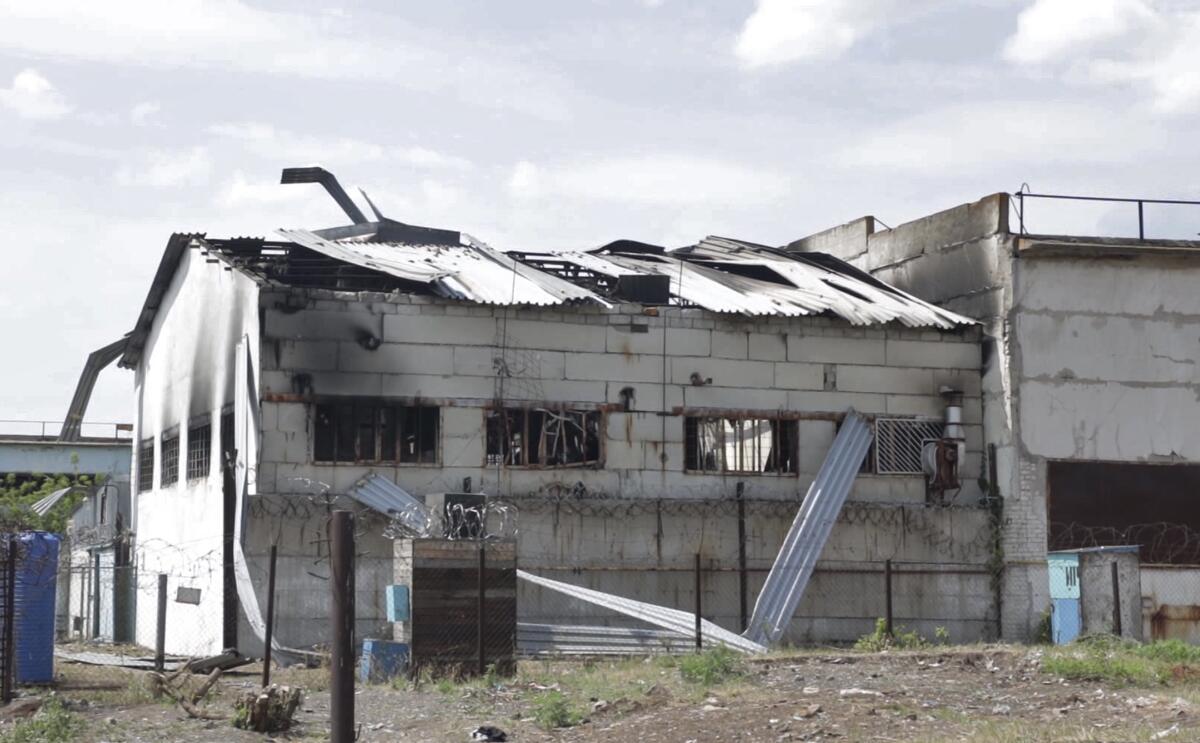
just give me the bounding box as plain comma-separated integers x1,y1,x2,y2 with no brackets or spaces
1049,521,1200,565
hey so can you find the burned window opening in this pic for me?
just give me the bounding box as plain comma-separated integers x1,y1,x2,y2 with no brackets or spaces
187,423,211,481
684,416,798,475
137,438,154,493
313,400,439,464
161,433,179,487
486,408,603,468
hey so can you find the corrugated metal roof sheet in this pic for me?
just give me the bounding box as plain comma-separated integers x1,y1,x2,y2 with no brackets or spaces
264,223,973,327
346,473,433,537
279,228,608,307
743,410,874,646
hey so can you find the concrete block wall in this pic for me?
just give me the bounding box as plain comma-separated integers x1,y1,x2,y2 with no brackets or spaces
257,291,985,506
248,290,993,645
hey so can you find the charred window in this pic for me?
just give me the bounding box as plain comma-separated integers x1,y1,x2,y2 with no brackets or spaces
313,400,439,464
137,438,154,493
161,431,179,487
187,422,211,481
486,408,603,467
684,416,798,475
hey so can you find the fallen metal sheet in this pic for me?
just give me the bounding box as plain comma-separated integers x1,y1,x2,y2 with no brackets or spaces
55,650,186,672
347,473,433,537
279,228,608,307
744,410,874,646
517,570,765,654
31,486,83,516
517,622,695,656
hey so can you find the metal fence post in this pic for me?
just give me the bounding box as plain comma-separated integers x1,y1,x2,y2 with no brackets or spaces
2,536,16,703
694,553,702,650
884,560,894,637
262,544,277,688
477,543,486,677
1111,561,1123,637
154,573,168,672
330,511,355,743
736,481,748,633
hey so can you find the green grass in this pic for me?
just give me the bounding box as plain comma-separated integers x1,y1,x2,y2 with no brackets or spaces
1042,635,1200,686
0,699,81,743
531,690,583,730
853,618,932,652
677,647,744,686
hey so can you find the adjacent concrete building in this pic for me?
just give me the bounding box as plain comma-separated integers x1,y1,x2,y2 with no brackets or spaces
794,193,1200,640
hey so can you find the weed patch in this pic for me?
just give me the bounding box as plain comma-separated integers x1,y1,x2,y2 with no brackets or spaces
854,618,929,652
531,690,582,730
1,699,81,743
1042,636,1200,686
677,647,743,686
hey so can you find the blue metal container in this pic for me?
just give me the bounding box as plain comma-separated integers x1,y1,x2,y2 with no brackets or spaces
359,638,408,683
1047,551,1081,645
14,532,60,683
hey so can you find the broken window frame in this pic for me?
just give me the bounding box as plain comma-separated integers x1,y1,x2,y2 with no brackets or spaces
312,399,440,465
137,438,154,493
683,415,799,476
485,407,604,468
160,430,180,487
186,421,211,481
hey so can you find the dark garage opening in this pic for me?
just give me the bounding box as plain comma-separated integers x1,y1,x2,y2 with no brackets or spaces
1048,461,1200,565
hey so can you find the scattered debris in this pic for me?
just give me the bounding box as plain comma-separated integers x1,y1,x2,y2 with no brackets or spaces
232,685,304,733
470,725,508,741
838,688,883,698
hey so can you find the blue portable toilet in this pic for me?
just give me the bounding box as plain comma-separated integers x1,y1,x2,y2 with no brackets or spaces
13,532,60,683
1047,550,1082,645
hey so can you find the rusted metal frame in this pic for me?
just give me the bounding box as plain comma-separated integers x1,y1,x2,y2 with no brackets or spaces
309,398,441,467
682,414,799,477
484,406,607,469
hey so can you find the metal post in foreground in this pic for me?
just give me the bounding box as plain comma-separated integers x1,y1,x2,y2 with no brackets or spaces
694,553,703,650
262,544,278,688
2,537,17,703
736,481,748,632
154,573,168,672
330,510,355,743
477,543,486,677
1111,561,1123,637
884,560,894,637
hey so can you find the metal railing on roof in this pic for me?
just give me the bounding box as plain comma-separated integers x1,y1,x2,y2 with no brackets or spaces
1014,190,1200,241
0,420,132,442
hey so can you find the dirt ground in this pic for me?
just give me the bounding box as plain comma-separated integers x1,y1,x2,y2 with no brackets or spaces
10,645,1200,743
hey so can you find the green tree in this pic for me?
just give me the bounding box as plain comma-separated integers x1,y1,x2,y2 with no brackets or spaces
0,472,92,534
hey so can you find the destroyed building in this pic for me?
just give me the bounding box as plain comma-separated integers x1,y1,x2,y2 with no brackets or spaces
116,169,988,656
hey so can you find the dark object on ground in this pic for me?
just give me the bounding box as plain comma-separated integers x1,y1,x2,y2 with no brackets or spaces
233,684,304,733
471,725,508,741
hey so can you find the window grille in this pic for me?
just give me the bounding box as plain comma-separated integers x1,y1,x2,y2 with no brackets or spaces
137,438,154,493
314,400,439,464
161,433,179,486
873,417,944,475
486,408,602,467
187,423,211,480
684,416,798,475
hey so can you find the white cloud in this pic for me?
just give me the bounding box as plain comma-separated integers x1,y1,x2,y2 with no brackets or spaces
0,0,570,119
208,122,472,171
1003,0,1156,64
733,0,931,68
116,147,213,187
0,68,71,120
837,101,1156,173
1003,0,1200,113
130,101,161,126
507,154,789,206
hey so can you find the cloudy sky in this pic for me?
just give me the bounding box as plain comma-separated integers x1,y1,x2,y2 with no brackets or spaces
1,0,1197,427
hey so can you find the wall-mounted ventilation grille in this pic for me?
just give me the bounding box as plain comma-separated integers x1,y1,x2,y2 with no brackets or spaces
874,417,944,475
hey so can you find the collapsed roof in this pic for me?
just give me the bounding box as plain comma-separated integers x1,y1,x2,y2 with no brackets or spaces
119,168,972,368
